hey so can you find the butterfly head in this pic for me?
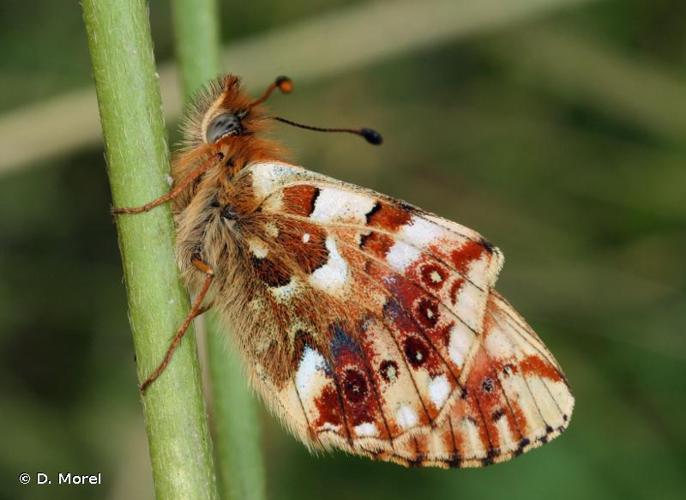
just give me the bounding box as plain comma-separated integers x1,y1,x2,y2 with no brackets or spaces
198,75,292,145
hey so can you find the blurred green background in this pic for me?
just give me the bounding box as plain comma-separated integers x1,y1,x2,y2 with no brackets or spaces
1,0,685,499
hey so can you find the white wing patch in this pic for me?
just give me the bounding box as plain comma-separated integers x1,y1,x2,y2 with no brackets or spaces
308,236,349,293
428,375,451,408
386,240,421,272
396,405,419,429
400,216,446,246
310,187,377,224
354,422,379,437
295,347,328,397
270,278,301,303
448,323,474,366
250,162,288,198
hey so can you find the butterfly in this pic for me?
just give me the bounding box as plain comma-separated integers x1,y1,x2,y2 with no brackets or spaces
114,74,574,468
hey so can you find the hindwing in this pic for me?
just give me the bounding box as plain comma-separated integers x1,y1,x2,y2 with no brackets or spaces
223,161,573,467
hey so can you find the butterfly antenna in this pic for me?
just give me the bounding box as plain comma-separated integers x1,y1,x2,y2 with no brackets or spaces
273,116,383,145
249,75,294,109
251,75,383,145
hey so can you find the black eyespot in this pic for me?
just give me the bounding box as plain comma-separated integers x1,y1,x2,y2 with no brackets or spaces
206,113,243,143
343,369,368,404
379,360,399,383
404,336,429,368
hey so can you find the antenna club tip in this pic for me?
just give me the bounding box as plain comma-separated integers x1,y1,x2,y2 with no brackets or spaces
275,76,293,93
361,128,383,145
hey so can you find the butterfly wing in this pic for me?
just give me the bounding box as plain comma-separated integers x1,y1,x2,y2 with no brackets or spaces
226,161,573,468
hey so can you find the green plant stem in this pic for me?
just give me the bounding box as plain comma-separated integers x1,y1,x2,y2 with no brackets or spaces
82,1,218,499
206,314,267,500
171,0,222,98
170,1,266,499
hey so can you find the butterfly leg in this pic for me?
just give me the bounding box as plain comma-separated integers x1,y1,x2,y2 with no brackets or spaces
113,149,225,215
139,258,215,392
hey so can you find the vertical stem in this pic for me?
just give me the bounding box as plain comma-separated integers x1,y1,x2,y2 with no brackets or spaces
82,1,218,499
171,0,222,98
206,314,268,500
170,1,267,499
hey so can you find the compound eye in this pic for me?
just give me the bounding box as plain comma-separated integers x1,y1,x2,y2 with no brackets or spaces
206,113,242,143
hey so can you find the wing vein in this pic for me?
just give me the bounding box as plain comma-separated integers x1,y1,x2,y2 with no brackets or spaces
490,310,553,433
328,367,355,447
292,379,324,448
355,328,396,447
